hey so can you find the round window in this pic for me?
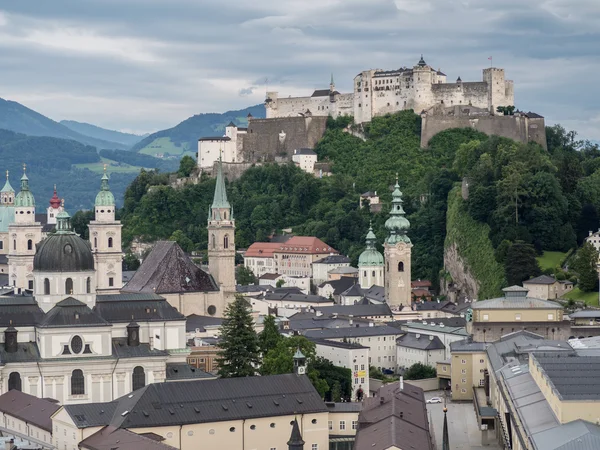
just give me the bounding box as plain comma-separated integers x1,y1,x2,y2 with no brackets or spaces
187,431,194,436
208,429,215,435
167,432,173,438
71,335,83,354
229,427,235,432
207,305,216,316
64,244,73,254
250,425,256,430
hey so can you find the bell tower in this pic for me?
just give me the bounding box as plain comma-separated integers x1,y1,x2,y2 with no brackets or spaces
383,176,412,311
88,167,123,293
8,165,42,290
207,157,236,310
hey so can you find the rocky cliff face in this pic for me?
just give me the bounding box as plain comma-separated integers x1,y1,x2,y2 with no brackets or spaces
443,242,480,301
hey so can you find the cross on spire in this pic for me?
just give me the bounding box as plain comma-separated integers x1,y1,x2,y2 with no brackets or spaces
23,163,26,173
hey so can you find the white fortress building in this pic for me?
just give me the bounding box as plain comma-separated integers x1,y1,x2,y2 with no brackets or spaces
265,56,514,123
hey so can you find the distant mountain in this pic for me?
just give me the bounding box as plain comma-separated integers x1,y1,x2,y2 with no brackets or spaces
60,120,147,147
0,98,129,150
132,104,265,157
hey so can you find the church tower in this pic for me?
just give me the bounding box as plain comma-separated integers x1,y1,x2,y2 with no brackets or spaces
1,171,14,206
358,222,384,288
88,167,123,293
383,176,412,310
8,166,42,290
207,158,236,300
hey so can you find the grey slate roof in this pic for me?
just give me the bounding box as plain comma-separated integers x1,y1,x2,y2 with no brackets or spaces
0,341,41,363
0,389,60,432
111,339,168,358
94,299,185,323
236,285,269,293
97,293,165,302
524,275,557,285
472,296,561,310
123,241,218,295
341,283,364,298
33,233,95,272
80,426,176,450
64,402,118,428
39,298,111,328
262,292,330,304
310,338,368,350
0,296,45,326
318,277,357,295
569,310,600,319
449,338,488,352
532,354,600,400
325,402,363,412
294,148,317,155
532,420,600,450
185,314,224,333
396,333,445,351
313,255,351,265
362,285,385,303
165,363,216,380
305,325,404,339
70,374,327,429
313,303,392,318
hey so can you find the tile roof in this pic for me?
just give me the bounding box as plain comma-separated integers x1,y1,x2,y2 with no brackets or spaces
396,333,445,350
69,374,327,429
0,390,60,432
275,236,337,255
361,285,385,302
39,298,111,328
304,325,404,339
244,242,282,258
185,314,224,332
532,354,600,400
313,255,351,265
313,303,392,317
93,299,185,323
318,277,357,295
122,241,218,295
259,272,281,280
80,426,176,450
165,363,216,380
411,280,432,288
524,275,558,285
262,292,331,304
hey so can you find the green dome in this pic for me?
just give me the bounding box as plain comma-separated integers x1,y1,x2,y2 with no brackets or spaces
95,172,115,207
15,172,35,208
385,177,411,245
358,223,384,267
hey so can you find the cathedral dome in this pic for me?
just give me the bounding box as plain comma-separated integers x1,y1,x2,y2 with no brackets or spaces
33,209,94,272
358,225,384,267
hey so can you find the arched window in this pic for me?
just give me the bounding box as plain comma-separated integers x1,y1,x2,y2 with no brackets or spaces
108,237,113,248
8,372,21,391
211,234,216,249
223,211,227,220
71,369,84,395
86,277,91,294
132,366,145,391
44,278,50,295
94,237,97,248
27,240,32,250
372,270,376,277
224,235,229,249
65,278,73,295
13,240,16,251
398,262,404,272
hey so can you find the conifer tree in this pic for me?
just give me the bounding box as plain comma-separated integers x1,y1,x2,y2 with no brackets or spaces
259,315,282,355
573,243,600,292
504,240,541,286
216,295,260,378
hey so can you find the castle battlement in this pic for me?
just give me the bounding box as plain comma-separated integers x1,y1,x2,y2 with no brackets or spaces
265,56,514,124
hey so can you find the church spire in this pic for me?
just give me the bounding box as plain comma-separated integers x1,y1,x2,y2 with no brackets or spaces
1,170,14,194
288,418,305,450
49,184,61,209
365,221,377,250
384,175,410,245
211,156,231,211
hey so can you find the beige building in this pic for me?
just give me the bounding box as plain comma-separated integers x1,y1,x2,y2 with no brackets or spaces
468,285,570,342
448,339,488,401
396,332,446,370
292,148,318,173
274,236,338,278
312,255,351,286
52,374,330,450
522,275,573,300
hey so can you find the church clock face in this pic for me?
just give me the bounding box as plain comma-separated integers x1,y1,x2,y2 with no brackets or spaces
297,366,306,375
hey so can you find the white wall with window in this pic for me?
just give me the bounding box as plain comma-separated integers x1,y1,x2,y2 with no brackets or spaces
314,341,369,400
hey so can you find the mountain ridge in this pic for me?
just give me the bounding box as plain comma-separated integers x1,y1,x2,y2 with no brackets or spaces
60,120,147,147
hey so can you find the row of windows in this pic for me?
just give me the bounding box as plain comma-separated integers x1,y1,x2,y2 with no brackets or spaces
328,420,358,431
93,237,114,248
43,277,92,295
210,234,230,249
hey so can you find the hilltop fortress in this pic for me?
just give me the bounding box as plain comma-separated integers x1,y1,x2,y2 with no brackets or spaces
265,56,514,123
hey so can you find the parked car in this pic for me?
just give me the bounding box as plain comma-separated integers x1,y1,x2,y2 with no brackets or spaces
426,397,442,404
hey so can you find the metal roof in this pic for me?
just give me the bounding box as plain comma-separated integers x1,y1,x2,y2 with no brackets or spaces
396,333,445,351
449,338,487,352
39,297,111,328
532,420,600,450
80,426,176,450
313,303,392,317
165,363,216,380
305,325,403,339
0,390,60,432
472,296,561,310
93,299,185,323
569,310,600,319
185,314,224,332
532,354,600,400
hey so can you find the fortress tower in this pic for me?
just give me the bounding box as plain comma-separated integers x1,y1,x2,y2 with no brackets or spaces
207,158,236,302
383,177,412,310
8,166,42,290
88,168,123,293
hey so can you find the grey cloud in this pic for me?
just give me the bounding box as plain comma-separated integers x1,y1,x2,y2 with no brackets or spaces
0,0,598,139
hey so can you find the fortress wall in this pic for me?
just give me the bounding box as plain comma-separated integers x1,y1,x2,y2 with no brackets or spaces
421,114,547,149
242,116,328,161
269,96,330,118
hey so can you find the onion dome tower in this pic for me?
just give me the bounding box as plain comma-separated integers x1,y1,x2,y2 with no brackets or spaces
358,222,384,288
383,176,412,310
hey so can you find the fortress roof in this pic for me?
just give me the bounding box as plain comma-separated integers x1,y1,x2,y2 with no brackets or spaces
198,136,231,141
311,89,340,97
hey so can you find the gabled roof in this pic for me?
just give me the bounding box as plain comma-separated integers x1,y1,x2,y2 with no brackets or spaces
294,148,317,156
396,332,445,351
0,390,60,432
80,426,176,450
275,236,337,255
122,241,218,294
94,299,185,323
305,325,403,339
311,89,339,97
532,419,600,450
318,277,356,295
313,255,351,265
39,297,110,328
165,363,216,381
523,275,557,285
341,283,363,298
313,303,392,318
244,242,282,258
0,296,45,326
185,314,224,332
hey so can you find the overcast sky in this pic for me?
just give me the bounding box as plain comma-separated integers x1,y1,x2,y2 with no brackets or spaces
0,0,598,139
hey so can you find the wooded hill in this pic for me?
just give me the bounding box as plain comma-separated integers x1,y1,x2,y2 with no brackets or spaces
120,111,600,295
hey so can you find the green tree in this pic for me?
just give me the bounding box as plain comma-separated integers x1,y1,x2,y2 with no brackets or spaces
216,295,260,378
168,229,195,253
71,210,94,240
312,358,352,401
404,363,436,380
504,240,541,286
177,155,197,178
259,315,282,355
122,252,140,271
236,265,258,286
276,279,286,288
572,243,600,292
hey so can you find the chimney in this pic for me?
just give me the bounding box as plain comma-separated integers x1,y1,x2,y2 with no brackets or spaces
429,335,434,341
374,191,377,196
416,334,420,339
400,376,404,390
5,439,14,450
369,322,374,327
